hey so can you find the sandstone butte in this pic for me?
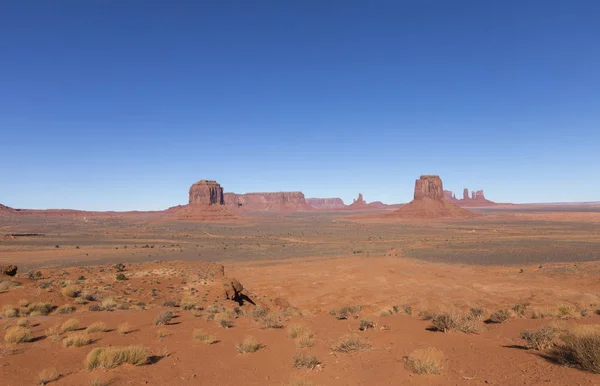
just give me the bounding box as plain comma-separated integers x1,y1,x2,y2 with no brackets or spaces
167,180,236,221
224,191,313,212
386,175,476,219
306,197,346,209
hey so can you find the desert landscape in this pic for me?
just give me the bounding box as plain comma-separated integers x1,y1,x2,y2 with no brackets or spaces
2,175,600,385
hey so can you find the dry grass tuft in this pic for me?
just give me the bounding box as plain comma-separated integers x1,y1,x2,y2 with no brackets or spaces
259,313,283,329
86,322,108,333
28,303,53,316
181,299,197,311
100,298,117,311
406,347,444,374
287,324,311,339
292,352,320,369
63,333,92,347
45,326,62,342
3,305,18,318
236,336,261,353
359,319,375,331
4,326,33,343
85,346,151,370
488,309,510,324
214,312,231,328
193,329,217,344
61,318,81,332
154,311,174,326
16,318,30,327
520,327,557,350
557,304,577,318
431,311,478,333
38,367,59,385
61,285,82,298
117,323,131,335
331,334,370,353
55,304,76,315
547,325,600,373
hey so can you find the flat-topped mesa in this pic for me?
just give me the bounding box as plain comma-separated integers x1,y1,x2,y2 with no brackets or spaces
414,175,444,201
306,198,345,209
224,191,312,211
189,180,224,206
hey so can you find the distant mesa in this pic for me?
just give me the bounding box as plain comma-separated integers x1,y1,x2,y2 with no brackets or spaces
189,180,224,206
0,204,16,217
224,191,313,212
168,179,236,221
386,175,475,219
306,198,345,209
443,187,495,206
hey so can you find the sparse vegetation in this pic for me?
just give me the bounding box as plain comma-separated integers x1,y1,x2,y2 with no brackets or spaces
38,367,59,385
250,306,269,320
16,318,30,327
28,302,53,316
85,346,150,370
236,336,261,353
287,324,311,339
330,305,361,320
489,309,510,324
359,319,375,331
331,334,370,353
63,333,92,347
292,352,320,369
114,263,126,272
431,311,478,333
548,325,600,373
406,347,444,374
181,299,197,310
3,305,18,318
4,326,33,343
469,307,485,320
61,318,81,332
86,322,108,333
193,329,217,344
61,285,82,298
56,304,76,314
115,273,128,281
100,298,117,311
512,302,530,317
118,323,131,334
259,313,283,329
520,327,557,350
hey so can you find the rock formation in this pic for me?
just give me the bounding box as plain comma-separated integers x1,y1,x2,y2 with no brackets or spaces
224,192,312,212
189,180,224,206
353,193,365,204
414,175,444,200
444,187,495,206
1,265,18,276
306,198,346,209
387,175,475,218
0,204,16,216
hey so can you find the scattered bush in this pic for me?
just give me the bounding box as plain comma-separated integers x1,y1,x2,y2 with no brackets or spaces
63,333,92,347
557,305,576,318
292,352,320,369
287,324,311,339
100,298,117,311
193,329,217,344
181,299,197,310
163,301,178,307
86,322,108,333
115,273,128,281
16,318,30,327
359,319,375,331
489,310,510,324
330,306,361,320
117,323,131,335
56,304,76,315
431,312,477,333
250,307,269,320
259,313,283,329
548,325,600,373
469,307,485,320
61,285,82,298
114,263,126,272
38,367,59,385
154,311,174,326
512,302,530,318
297,334,314,348
406,347,444,374
61,318,81,332
85,346,150,370
45,326,62,342
236,336,261,354
3,305,18,318
82,291,97,301
331,334,370,353
28,302,53,316
4,326,33,343
18,299,29,308
520,327,557,350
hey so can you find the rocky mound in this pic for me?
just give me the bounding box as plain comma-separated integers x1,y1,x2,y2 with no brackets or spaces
387,175,475,219
0,203,16,216
306,198,345,209
224,192,312,212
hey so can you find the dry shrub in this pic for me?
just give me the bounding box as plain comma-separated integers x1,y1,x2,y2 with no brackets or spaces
557,304,577,318
292,352,320,369
4,326,33,343
61,285,82,298
488,310,510,324
63,333,92,347
16,318,30,327
181,299,197,311
359,319,375,331
469,307,485,320
3,305,18,318
259,313,283,329
45,326,62,342
61,318,80,332
250,306,269,320
512,302,530,318
100,298,117,311
330,305,361,320
548,325,600,373
38,367,59,385
193,329,217,344
297,334,313,348
117,323,131,335
287,324,312,339
18,299,29,308
331,334,370,353
85,346,150,370
520,327,557,350
86,322,107,333
154,310,174,326
236,336,261,353
28,303,53,316
431,312,478,333
406,347,444,374
56,304,76,315
214,312,231,328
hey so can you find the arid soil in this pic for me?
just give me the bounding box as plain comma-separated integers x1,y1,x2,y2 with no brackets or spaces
1,206,600,385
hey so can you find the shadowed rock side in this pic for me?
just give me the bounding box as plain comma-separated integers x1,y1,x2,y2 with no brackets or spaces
189,180,224,206
306,198,346,209
224,192,312,212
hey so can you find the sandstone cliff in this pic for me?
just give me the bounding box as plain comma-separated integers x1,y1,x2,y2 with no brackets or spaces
414,175,444,200
189,180,224,206
224,192,312,212
306,198,346,209
444,187,495,206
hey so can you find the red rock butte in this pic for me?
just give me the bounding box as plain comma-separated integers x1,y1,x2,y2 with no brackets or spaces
189,180,224,206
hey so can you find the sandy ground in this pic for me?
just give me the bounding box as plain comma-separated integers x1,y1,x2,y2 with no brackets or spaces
1,206,600,385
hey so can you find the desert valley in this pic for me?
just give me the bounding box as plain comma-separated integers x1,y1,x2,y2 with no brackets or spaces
1,175,600,385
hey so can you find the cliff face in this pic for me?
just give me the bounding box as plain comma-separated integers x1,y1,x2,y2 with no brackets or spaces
444,187,495,206
306,198,345,209
189,180,224,206
224,192,312,212
414,175,444,200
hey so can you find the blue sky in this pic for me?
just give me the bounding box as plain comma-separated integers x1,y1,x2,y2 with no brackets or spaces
1,1,599,210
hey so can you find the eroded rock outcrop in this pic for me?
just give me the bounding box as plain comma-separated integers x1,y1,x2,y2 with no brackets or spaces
1,265,18,276
306,198,345,209
189,180,224,206
414,175,444,200
224,192,312,212
444,187,495,206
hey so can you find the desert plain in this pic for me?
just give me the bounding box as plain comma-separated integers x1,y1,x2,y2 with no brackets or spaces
2,192,600,385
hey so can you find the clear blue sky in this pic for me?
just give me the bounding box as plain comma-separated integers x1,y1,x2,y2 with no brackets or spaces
1,1,599,210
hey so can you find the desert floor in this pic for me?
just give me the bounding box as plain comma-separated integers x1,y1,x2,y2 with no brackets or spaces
1,207,600,385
